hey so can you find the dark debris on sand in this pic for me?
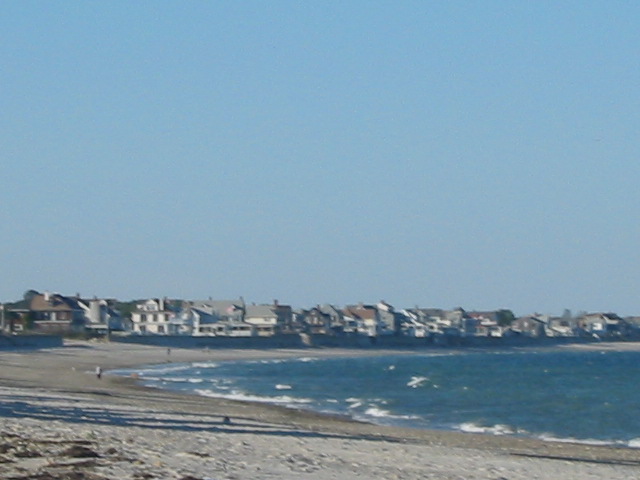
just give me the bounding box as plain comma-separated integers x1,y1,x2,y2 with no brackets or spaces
59,446,100,458
7,472,109,480
1,430,114,480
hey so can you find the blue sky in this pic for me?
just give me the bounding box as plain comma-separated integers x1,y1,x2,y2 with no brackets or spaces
2,2,639,316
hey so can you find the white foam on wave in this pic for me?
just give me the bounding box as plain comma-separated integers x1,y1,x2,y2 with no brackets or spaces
537,434,615,447
136,374,205,384
362,406,420,421
457,424,622,446
275,384,292,390
243,359,286,365
365,407,391,418
139,375,184,383
158,377,189,383
194,388,312,405
407,376,428,388
298,357,319,363
134,364,191,376
192,362,219,368
459,422,516,436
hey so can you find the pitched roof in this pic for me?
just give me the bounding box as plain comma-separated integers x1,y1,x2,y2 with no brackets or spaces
319,304,342,317
245,305,277,318
343,305,377,320
30,293,82,312
190,300,244,316
6,299,30,311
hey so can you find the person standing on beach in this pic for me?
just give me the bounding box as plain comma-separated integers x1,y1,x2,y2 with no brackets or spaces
96,366,102,379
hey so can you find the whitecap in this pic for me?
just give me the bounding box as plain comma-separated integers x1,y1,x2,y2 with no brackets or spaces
194,389,312,405
159,377,189,382
537,434,614,446
275,384,292,390
298,357,319,363
362,407,419,421
132,364,191,375
192,362,219,368
459,423,515,436
407,376,428,388
365,406,391,418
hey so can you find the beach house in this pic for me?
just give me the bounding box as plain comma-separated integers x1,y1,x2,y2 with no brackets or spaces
342,304,380,337
244,301,292,336
79,298,125,334
186,299,253,336
130,298,179,335
13,291,87,334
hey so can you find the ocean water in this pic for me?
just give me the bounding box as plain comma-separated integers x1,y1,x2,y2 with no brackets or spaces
115,348,640,447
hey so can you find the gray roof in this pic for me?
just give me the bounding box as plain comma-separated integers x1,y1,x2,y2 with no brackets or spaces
319,304,343,317
245,305,277,318
190,299,244,315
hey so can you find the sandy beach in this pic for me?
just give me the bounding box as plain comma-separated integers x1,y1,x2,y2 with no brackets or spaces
2,340,640,479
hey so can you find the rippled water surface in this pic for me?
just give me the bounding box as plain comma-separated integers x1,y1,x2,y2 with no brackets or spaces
115,348,640,446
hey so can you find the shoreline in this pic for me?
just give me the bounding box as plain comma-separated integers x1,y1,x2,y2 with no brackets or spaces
2,340,640,479
109,341,640,449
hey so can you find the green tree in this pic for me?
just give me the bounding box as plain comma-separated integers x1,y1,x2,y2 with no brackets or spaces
496,309,516,327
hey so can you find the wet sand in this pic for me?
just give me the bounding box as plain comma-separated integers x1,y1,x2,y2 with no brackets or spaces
1,339,640,479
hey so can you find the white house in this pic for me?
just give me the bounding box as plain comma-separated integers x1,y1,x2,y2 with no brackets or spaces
80,298,125,333
244,304,281,336
130,298,179,335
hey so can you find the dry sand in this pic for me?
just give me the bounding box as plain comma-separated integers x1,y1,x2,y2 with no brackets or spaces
1,339,640,479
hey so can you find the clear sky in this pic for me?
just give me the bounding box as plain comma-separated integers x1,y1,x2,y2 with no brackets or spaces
2,2,639,316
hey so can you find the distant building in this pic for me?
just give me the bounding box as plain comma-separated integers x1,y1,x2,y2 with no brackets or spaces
300,306,333,334
130,298,179,335
10,291,86,334
343,304,380,336
80,298,125,334
185,299,251,336
511,315,547,337
577,313,628,338
244,301,292,336
467,311,503,337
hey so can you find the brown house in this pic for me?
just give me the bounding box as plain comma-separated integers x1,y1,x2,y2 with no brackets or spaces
343,304,380,336
15,291,86,333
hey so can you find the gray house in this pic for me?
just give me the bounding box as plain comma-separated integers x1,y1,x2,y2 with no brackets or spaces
241,300,293,336
186,299,247,336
